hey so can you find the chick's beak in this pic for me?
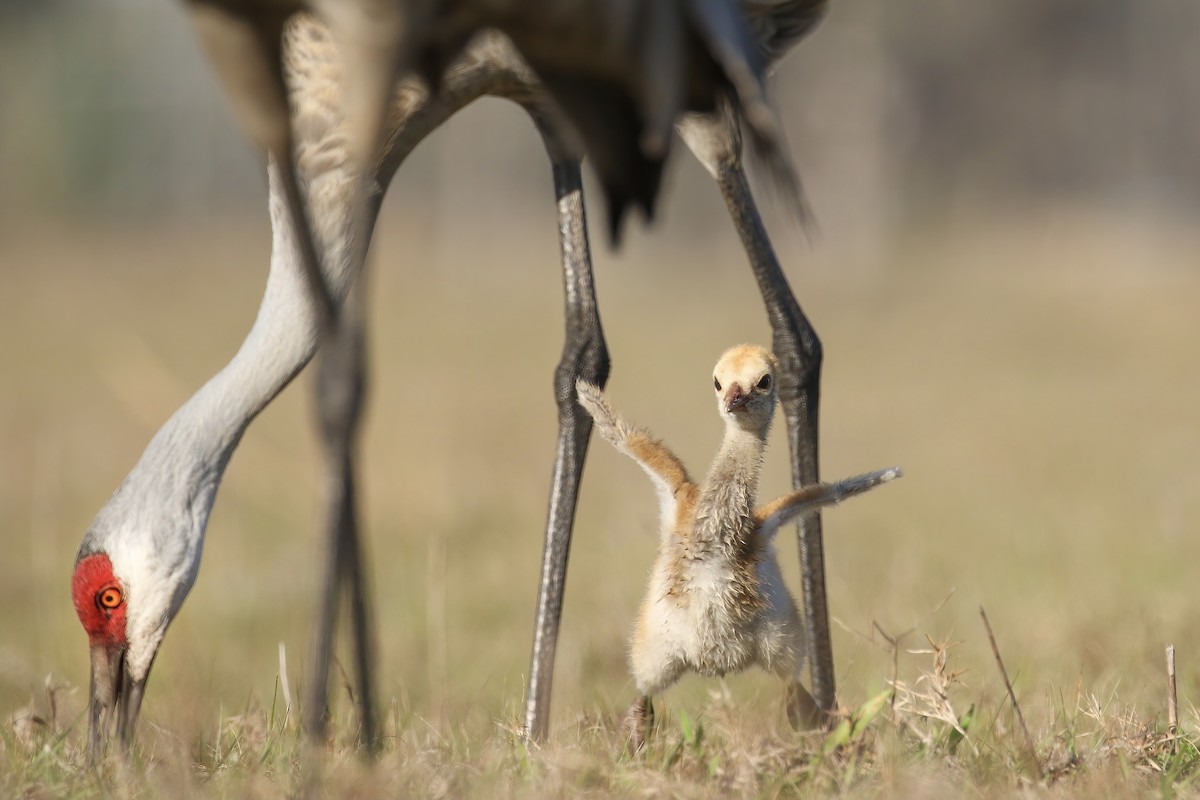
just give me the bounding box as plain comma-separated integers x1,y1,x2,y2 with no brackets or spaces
724,384,750,413
87,644,144,759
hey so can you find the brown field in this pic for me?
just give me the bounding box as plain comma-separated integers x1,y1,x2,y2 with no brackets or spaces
2,210,1200,796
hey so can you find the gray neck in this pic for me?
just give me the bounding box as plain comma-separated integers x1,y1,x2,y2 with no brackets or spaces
693,421,770,552
82,163,358,556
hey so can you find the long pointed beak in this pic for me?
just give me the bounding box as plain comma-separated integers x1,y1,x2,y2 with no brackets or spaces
87,644,143,760
724,385,749,413
117,672,146,752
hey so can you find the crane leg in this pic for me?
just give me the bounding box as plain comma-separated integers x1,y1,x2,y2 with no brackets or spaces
276,144,379,750
185,2,377,745
262,68,379,756
296,33,399,757
522,120,611,742
292,134,392,754
280,15,402,753
303,275,377,750
715,163,831,724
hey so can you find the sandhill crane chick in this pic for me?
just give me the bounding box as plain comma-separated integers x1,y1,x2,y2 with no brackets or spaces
576,345,899,745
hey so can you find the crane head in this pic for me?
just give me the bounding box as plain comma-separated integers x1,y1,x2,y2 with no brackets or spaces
71,531,194,759
712,344,779,432
72,551,141,759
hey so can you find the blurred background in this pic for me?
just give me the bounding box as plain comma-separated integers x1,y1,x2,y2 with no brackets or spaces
2,0,1200,746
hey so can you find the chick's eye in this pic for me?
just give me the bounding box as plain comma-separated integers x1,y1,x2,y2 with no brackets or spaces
98,587,123,610
714,377,722,391
757,374,772,390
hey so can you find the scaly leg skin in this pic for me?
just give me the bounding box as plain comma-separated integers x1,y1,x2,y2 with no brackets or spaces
323,188,388,754
715,162,831,724
303,276,378,751
522,116,611,743
334,278,377,753
623,695,655,753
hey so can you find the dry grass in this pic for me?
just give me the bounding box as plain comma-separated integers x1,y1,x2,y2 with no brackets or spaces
4,639,1197,798
2,208,1200,796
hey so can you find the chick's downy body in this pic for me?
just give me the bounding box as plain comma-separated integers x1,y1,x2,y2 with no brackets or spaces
576,344,899,740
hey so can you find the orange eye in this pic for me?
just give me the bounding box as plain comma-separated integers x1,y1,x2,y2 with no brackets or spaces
98,587,123,609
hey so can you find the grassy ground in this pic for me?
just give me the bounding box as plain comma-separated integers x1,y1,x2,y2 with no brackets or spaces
2,209,1200,796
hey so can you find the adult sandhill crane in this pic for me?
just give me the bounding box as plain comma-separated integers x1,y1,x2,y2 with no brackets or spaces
72,1,813,756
